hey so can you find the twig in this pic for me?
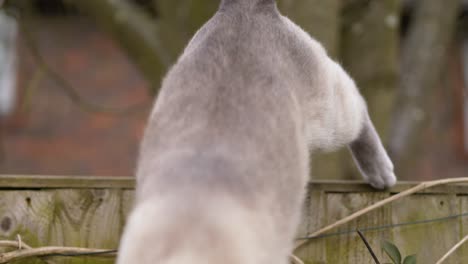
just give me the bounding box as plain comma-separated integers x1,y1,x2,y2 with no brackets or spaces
0,239,52,264
290,254,305,264
1,239,303,264
0,247,116,263
16,234,23,250
297,211,468,240
0,240,31,249
356,229,380,264
435,234,468,264
295,177,468,250
0,240,116,263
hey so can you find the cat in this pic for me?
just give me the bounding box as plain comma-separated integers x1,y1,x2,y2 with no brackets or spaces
116,0,396,263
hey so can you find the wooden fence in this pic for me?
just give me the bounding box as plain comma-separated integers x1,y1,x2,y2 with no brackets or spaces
0,175,467,264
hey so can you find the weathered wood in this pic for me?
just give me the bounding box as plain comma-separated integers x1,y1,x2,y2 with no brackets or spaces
391,194,461,264
295,190,327,262
324,192,391,263
0,188,125,264
47,189,122,264
1,175,468,263
3,175,468,193
307,180,468,194
0,175,134,189
120,190,135,227
458,196,468,262
0,191,53,264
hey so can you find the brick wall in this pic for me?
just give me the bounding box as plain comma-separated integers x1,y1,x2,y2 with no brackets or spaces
0,16,154,176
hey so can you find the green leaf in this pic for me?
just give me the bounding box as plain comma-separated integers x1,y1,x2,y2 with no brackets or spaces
381,240,402,264
403,255,417,264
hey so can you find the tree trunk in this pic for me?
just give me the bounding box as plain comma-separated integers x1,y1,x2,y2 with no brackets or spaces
0,9,17,117
389,0,459,179
0,10,18,164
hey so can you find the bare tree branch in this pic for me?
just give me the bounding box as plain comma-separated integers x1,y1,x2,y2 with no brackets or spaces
3,1,151,114
64,0,172,95
0,239,116,263
356,229,380,264
290,254,305,264
435,234,468,264
19,15,149,114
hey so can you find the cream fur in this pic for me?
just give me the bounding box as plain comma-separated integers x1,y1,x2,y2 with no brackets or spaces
117,0,396,263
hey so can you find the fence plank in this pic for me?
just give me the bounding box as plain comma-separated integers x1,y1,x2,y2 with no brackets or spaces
457,196,468,263
0,175,134,189
0,190,55,264
47,189,122,264
295,189,327,262
324,192,391,263
1,176,468,263
391,194,461,264
121,190,135,227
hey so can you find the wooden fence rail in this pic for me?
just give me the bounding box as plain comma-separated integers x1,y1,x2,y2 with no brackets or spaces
0,175,467,263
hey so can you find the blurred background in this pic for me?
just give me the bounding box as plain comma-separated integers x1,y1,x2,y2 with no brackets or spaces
0,0,466,181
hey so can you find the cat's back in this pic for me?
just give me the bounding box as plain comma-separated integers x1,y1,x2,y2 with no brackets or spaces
137,8,311,197
141,6,329,166
150,9,302,138
179,9,328,93
176,9,286,82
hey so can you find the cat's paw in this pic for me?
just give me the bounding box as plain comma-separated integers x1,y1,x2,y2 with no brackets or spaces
364,157,397,190
367,170,396,190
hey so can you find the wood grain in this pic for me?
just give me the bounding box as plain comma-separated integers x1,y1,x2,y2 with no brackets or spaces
1,175,468,263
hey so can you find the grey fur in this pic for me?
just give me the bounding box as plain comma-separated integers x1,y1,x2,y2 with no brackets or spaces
117,0,396,263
